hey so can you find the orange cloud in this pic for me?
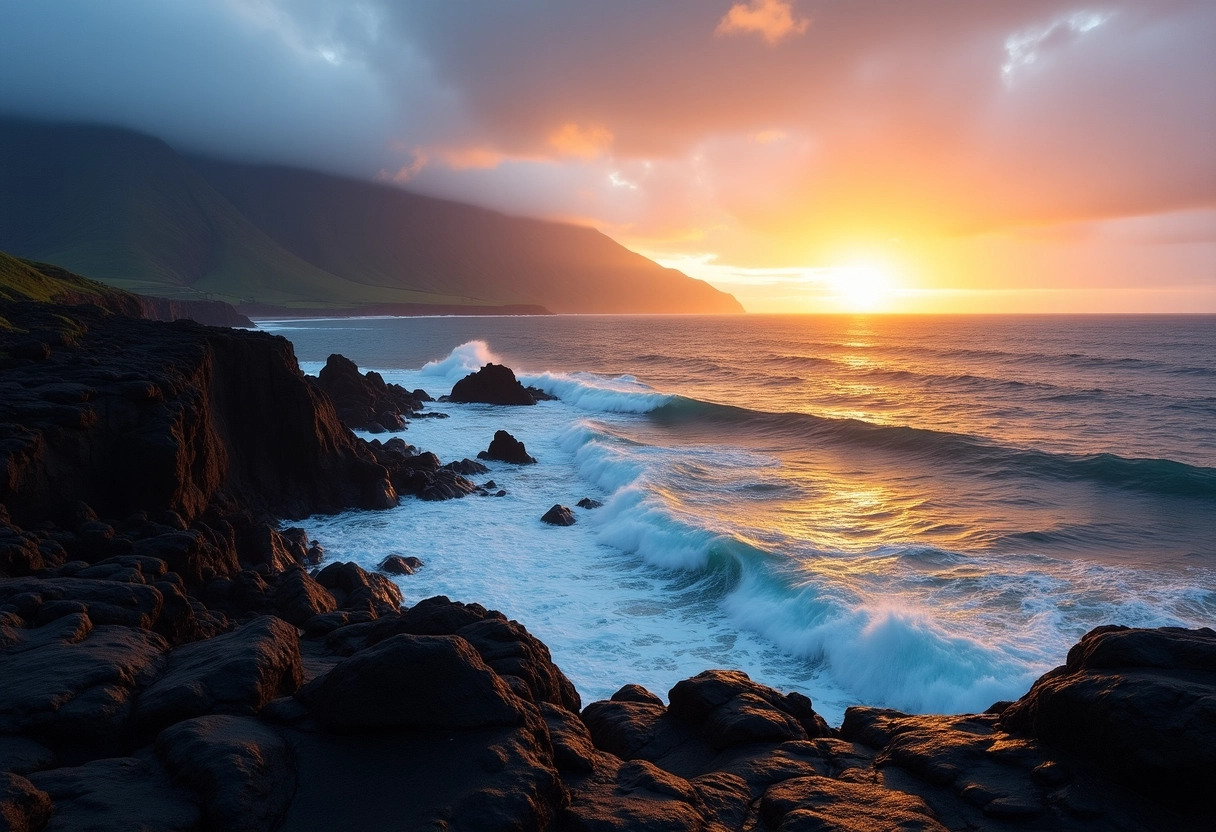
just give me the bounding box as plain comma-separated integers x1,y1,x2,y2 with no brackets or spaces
716,0,810,45
439,146,507,169
548,122,614,158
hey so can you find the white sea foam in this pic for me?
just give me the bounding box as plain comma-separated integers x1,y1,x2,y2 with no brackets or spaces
523,371,674,413
420,339,502,384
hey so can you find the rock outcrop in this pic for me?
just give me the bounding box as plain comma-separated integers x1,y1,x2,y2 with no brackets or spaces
478,430,538,464
449,363,554,405
313,353,429,433
0,303,396,527
541,505,576,526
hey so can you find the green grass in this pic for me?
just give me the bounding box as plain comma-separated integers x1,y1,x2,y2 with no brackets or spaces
0,249,139,314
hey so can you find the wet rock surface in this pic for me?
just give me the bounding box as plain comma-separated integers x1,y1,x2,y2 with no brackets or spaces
449,362,554,405
479,429,538,464
542,504,577,526
313,353,429,432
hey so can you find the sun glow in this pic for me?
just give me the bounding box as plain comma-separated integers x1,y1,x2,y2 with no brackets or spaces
827,264,897,312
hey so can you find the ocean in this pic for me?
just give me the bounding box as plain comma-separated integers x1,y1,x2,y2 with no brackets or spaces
259,314,1216,725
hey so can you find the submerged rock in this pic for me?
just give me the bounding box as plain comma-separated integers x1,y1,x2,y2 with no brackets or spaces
377,555,423,575
478,430,537,464
576,497,604,509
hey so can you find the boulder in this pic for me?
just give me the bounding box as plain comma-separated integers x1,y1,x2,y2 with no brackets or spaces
419,469,479,501
668,669,831,748
541,505,576,526
478,430,537,464
134,616,303,734
443,458,490,476
314,561,402,615
377,555,423,575
449,363,536,405
1000,625,1216,805
0,613,167,744
272,564,338,626
28,756,201,832
0,771,52,832
577,497,604,510
156,715,295,832
297,633,527,732
760,775,949,832
0,737,56,776
454,616,582,712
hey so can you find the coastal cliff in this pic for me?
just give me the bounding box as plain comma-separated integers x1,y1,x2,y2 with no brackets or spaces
0,301,1211,832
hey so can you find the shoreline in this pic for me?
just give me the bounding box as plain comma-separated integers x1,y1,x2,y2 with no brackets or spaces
1,301,1212,831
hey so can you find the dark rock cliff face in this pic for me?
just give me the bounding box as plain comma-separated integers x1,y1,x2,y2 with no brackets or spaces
0,301,395,526
137,297,254,328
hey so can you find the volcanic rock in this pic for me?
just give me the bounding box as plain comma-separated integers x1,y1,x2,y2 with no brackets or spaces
541,505,576,526
377,555,423,575
314,353,425,432
133,615,303,735
272,564,338,626
0,304,397,528
478,429,537,464
156,715,295,832
1000,625,1216,806
0,612,167,744
297,633,527,732
28,756,201,832
449,363,537,405
314,561,402,615
0,771,52,832
443,457,491,475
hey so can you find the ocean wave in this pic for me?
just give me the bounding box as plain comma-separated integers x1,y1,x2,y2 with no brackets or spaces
420,339,501,384
649,397,1216,499
523,371,674,413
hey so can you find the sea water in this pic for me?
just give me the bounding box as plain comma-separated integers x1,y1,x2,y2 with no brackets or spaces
259,314,1216,724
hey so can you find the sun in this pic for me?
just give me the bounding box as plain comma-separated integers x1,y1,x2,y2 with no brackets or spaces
828,264,897,312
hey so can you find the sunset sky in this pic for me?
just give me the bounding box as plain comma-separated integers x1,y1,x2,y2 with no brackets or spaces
2,0,1214,312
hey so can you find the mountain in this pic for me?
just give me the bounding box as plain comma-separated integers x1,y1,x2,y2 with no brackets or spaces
0,120,744,314
0,249,253,327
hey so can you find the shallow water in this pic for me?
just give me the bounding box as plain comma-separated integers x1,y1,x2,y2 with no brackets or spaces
264,314,1216,724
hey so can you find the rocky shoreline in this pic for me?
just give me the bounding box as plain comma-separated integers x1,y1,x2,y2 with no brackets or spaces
1,300,1212,831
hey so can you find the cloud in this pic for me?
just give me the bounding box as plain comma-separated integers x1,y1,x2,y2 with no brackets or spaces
548,123,614,159
0,0,1212,309
715,0,810,45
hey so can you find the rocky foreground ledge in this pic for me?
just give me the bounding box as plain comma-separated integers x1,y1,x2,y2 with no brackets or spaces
1,302,1213,831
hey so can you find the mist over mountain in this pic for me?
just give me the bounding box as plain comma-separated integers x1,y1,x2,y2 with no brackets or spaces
0,119,743,314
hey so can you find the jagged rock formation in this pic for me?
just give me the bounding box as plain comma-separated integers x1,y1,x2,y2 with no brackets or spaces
313,353,427,433
478,430,538,464
0,302,396,526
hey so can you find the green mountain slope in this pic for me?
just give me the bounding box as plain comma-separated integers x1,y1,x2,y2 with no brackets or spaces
192,160,744,313
0,121,507,309
0,249,139,310
0,119,743,313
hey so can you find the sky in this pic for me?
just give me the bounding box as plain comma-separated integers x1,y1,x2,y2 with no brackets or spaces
2,0,1214,313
